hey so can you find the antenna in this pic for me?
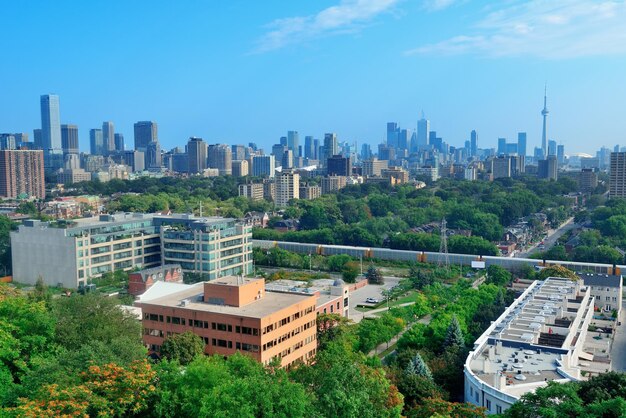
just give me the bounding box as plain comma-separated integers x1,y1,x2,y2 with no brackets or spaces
438,218,449,270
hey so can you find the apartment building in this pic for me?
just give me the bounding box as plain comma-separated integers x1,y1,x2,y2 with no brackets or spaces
0,149,46,199
11,213,252,288
238,183,264,201
275,169,299,208
136,276,318,368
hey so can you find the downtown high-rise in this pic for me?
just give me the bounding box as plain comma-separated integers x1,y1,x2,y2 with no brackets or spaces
40,94,63,170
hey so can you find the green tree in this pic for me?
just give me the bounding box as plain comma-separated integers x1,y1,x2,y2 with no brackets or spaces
366,265,384,285
486,265,512,286
341,261,360,283
537,265,579,281
160,331,206,365
443,315,465,350
405,353,432,379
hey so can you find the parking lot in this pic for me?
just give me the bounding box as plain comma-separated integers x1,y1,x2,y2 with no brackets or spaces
348,276,403,323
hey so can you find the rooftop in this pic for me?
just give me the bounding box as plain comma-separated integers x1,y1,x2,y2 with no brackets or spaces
578,273,622,288
137,281,316,319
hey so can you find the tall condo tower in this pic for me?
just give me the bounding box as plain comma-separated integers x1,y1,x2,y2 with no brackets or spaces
541,86,549,159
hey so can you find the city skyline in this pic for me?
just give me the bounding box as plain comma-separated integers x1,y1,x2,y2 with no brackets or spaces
1,1,625,154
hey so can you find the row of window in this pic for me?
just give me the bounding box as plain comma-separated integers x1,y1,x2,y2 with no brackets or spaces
143,315,261,337
262,321,316,351
262,306,315,335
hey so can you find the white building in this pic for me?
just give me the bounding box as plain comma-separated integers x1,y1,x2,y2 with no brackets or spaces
464,277,595,414
275,170,299,208
580,273,622,316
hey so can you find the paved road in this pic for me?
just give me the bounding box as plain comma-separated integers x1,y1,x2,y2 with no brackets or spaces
517,217,577,258
348,277,404,323
611,302,626,371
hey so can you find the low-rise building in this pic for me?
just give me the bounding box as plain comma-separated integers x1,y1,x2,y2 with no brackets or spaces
465,277,594,414
128,264,184,296
579,273,622,315
239,183,264,201
136,276,318,368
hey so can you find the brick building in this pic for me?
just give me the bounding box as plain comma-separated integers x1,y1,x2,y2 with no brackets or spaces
128,264,184,296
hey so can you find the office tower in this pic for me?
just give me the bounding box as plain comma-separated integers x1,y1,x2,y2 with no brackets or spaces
610,152,626,198
510,155,525,176
517,132,527,157
232,160,249,177
323,133,338,162
134,121,158,150
429,132,442,152
614,144,621,153
206,144,232,175
275,170,300,208
61,124,79,155
280,136,287,146
33,129,42,150
170,152,188,173
14,133,28,146
89,129,105,156
304,136,315,159
252,155,275,178
40,94,63,170
146,141,162,169
398,129,409,153
541,86,549,158
410,131,418,153
248,142,257,151
386,122,399,149
548,140,557,156
361,143,372,161
417,112,429,150
378,144,395,162
287,131,299,157
557,144,565,164
187,137,208,174
497,138,507,155
0,149,45,199
327,155,352,176
580,168,598,193
538,155,558,180
534,147,543,159
114,133,125,152
470,130,478,157
362,158,388,177
313,139,320,159
491,156,511,179
122,150,145,172
281,149,293,169
0,134,16,150
298,146,302,161
272,144,287,165
102,121,115,154
232,144,246,161
598,147,611,170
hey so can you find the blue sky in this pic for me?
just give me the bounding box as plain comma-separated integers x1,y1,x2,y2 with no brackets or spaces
1,0,625,154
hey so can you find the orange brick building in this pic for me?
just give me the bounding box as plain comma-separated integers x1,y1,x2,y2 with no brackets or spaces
128,264,183,296
136,276,318,367
0,149,45,199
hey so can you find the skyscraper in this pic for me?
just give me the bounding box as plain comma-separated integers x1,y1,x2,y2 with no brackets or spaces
133,121,158,151
89,129,105,156
275,170,299,208
548,140,557,156
417,112,429,150
517,132,527,157
114,133,125,152
398,129,409,153
231,144,246,161
208,144,232,175
61,124,79,155
327,155,352,176
497,138,507,155
146,141,162,169
609,152,626,198
541,86,549,158
40,94,63,170
386,122,399,149
102,121,115,154
252,155,275,178
287,131,299,157
557,144,565,165
33,129,42,150
470,130,478,157
538,156,558,180
323,133,338,163
187,137,207,174
304,136,315,160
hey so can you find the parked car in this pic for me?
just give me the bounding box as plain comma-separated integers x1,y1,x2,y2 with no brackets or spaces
365,297,380,304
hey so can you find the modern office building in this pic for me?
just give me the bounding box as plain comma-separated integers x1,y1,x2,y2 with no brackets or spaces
136,275,318,368
90,129,105,156
103,121,115,154
61,124,79,155
557,145,565,165
231,144,246,161
121,150,145,172
610,152,626,198
252,155,275,178
40,94,63,170
287,131,299,157
322,133,338,163
134,121,158,151
114,133,125,152
11,213,252,288
517,132,527,157
470,130,478,157
281,149,294,169
548,140,557,157
0,149,45,199
321,175,347,194
275,170,299,208
208,144,232,176
33,129,43,150
232,160,249,177
465,277,593,414
304,136,315,159
187,137,207,174
146,141,162,169
362,158,388,177
416,113,430,151
0,134,16,150
327,154,352,176
538,156,558,181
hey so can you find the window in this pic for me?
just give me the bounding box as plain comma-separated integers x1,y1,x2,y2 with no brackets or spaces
486,399,491,411
496,405,502,414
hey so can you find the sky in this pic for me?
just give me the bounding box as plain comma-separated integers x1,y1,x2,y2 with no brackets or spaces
1,0,626,155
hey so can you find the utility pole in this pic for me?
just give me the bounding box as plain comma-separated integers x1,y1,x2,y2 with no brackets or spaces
438,218,450,270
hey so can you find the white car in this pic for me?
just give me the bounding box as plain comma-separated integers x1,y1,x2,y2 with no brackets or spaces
365,297,380,304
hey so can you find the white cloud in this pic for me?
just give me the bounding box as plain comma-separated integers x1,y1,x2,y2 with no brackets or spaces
255,0,399,53
406,0,626,58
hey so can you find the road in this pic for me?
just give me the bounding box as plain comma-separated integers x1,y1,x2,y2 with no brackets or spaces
611,302,626,371
347,276,404,323
516,217,577,258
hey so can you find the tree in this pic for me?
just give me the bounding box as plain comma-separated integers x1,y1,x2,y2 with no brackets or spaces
366,265,384,285
486,265,511,286
160,331,206,365
341,261,360,283
503,382,584,418
407,397,486,418
405,353,432,380
537,265,578,281
443,315,465,350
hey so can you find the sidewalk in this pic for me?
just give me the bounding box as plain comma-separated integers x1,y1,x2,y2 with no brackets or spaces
368,313,433,358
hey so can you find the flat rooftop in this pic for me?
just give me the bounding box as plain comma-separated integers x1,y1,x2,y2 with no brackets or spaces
210,276,262,287
139,282,316,319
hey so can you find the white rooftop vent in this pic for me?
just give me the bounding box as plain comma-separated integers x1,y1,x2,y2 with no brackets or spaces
521,333,534,342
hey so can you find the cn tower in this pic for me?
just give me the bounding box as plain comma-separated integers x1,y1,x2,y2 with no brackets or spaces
541,85,549,158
